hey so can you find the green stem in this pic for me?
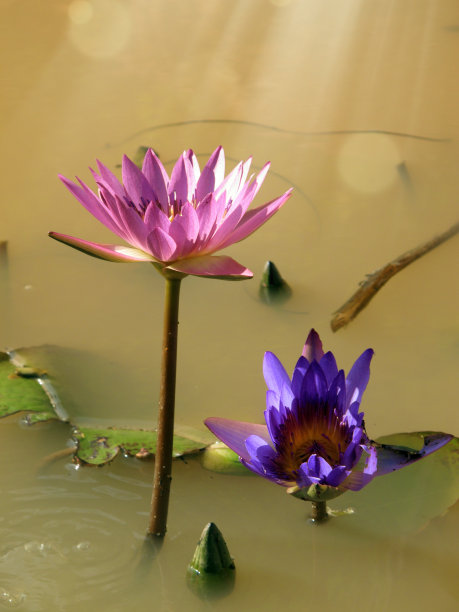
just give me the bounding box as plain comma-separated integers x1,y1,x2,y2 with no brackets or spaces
310,500,328,523
148,277,182,537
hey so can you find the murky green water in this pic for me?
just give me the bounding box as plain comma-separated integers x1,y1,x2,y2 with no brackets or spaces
1,0,458,610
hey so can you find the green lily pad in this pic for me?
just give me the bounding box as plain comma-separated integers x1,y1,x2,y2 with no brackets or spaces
200,441,252,475
340,432,458,535
0,351,66,423
72,424,213,465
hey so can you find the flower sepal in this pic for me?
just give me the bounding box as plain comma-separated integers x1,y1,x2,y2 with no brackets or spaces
287,483,345,503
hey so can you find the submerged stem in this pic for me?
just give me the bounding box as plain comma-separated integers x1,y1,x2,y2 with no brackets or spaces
310,501,328,523
148,277,182,537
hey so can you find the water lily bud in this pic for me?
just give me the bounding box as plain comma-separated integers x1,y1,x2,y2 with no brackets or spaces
259,260,291,305
187,522,235,599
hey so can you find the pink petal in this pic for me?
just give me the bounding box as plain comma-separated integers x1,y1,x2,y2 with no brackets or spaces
144,202,171,233
95,160,125,198
146,227,177,261
165,254,252,279
142,149,169,211
218,189,293,249
213,160,244,202
205,417,270,461
110,195,149,250
195,146,225,202
204,204,245,252
59,175,123,237
48,232,155,262
168,152,195,205
226,161,269,219
302,329,324,362
203,164,260,250
171,201,200,243
187,149,201,185
195,192,227,246
121,155,155,206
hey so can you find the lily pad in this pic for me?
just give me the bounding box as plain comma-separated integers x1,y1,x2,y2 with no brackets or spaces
201,441,253,475
341,432,458,535
0,351,66,424
72,424,213,465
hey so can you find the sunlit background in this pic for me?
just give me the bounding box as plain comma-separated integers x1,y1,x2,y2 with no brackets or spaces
0,0,458,610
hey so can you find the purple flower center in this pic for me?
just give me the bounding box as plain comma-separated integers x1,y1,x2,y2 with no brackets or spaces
269,407,358,482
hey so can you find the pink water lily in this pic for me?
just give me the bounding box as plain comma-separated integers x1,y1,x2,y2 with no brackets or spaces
49,146,292,279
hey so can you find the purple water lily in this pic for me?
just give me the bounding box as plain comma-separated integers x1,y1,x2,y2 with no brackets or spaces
49,146,292,280
205,330,452,504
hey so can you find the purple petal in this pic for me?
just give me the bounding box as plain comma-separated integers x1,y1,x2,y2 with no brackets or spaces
327,370,346,416
195,146,225,202
218,189,292,249
374,433,453,477
338,471,376,491
297,465,319,487
291,356,308,397
264,405,282,443
121,155,154,206
307,454,332,479
344,401,364,428
48,232,154,262
146,227,177,261
166,254,252,279
204,417,270,461
345,348,374,408
263,352,291,395
319,352,339,386
142,149,169,210
326,465,350,487
302,329,324,362
245,434,277,464
341,441,363,468
280,382,295,410
265,389,280,411
338,446,378,491
299,361,328,406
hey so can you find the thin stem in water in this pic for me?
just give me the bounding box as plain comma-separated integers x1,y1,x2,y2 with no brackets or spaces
148,277,182,537
310,501,328,523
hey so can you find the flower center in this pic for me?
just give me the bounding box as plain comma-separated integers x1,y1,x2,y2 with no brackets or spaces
272,409,350,479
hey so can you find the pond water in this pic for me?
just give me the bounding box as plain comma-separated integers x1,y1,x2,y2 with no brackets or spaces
1,0,458,610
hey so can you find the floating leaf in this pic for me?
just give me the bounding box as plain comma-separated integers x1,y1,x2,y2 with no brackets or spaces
338,432,458,535
72,425,212,465
0,351,66,423
201,441,252,475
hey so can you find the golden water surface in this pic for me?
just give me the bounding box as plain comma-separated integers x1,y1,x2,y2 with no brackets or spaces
1,1,458,610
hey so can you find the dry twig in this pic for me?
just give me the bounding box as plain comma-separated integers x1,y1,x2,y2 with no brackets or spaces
331,221,459,332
